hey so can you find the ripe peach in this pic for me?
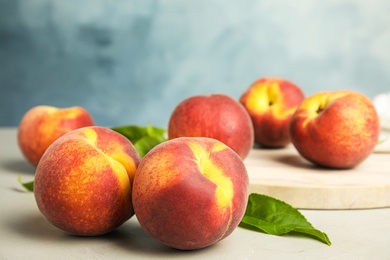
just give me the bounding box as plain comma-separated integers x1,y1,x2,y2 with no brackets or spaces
168,94,254,159
17,105,95,166
132,137,249,250
290,90,380,168
34,126,141,236
240,77,305,147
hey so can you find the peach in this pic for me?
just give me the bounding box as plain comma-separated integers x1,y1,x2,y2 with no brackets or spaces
290,90,380,168
168,94,254,159
34,126,141,236
240,77,305,147
18,105,95,166
132,137,249,250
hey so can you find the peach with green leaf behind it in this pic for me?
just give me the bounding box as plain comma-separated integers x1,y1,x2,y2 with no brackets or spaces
34,126,141,236
18,105,95,167
240,77,305,147
132,137,249,250
290,90,380,169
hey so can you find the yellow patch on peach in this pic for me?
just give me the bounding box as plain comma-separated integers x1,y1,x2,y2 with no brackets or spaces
39,107,85,134
79,127,99,146
210,141,228,153
112,155,137,184
41,106,58,114
243,79,293,119
77,128,131,191
43,106,85,120
106,156,132,194
302,91,350,121
298,99,322,125
187,140,234,211
85,128,138,184
61,107,86,119
244,81,278,113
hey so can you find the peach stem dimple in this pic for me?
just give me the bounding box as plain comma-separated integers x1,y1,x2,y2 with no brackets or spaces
317,107,325,114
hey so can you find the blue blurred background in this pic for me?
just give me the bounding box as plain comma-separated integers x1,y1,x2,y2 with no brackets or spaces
1,0,389,128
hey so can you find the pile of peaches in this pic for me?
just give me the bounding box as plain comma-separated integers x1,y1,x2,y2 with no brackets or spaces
17,77,380,250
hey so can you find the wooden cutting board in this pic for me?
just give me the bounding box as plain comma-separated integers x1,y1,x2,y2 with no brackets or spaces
245,143,390,210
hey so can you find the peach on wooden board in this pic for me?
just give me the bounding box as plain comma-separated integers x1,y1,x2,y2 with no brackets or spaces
290,90,380,168
240,77,305,147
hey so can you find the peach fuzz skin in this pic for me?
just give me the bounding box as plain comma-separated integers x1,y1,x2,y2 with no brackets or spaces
34,126,141,236
168,94,254,160
240,77,305,147
290,90,380,169
132,137,249,250
18,105,95,167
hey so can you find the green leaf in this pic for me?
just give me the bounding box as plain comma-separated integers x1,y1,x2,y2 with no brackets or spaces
145,123,166,138
111,125,148,143
239,193,331,246
134,136,166,158
111,124,167,157
17,175,34,192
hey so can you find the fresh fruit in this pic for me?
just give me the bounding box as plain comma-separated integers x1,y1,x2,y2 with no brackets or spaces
168,94,254,159
34,126,141,236
240,77,305,147
132,137,249,250
289,90,380,168
17,105,95,166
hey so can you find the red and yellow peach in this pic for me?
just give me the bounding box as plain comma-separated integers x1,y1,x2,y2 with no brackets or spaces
18,105,95,166
240,77,305,147
34,126,141,236
132,137,249,250
290,90,380,168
